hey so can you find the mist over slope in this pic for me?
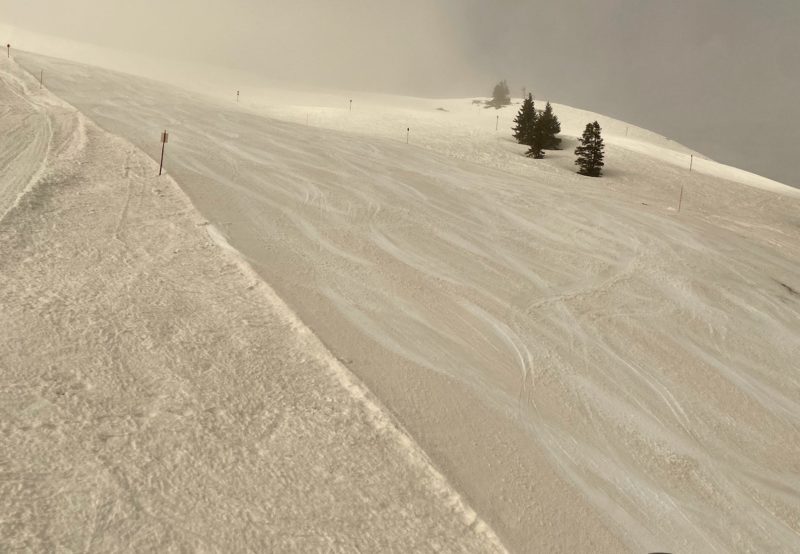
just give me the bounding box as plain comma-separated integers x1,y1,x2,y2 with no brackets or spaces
4,0,800,189
7,50,800,553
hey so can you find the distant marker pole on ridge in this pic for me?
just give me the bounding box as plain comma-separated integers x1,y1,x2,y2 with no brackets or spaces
237,90,240,104
406,127,410,144
496,115,499,131
689,154,694,172
349,99,352,112
159,130,169,176
6,44,10,59
677,184,685,213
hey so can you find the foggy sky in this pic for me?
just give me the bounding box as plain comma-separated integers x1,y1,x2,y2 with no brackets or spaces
2,0,799,187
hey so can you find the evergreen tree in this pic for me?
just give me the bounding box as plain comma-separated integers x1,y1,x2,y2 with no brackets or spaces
538,102,562,150
525,120,546,159
488,80,511,108
575,121,605,177
512,94,536,145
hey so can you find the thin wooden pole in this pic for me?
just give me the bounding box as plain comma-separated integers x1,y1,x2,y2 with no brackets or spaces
406,128,410,144
159,130,168,176
689,154,694,172
496,115,499,131
677,184,684,213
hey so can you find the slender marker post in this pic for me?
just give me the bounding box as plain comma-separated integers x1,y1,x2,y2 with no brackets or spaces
406,127,410,144
349,99,352,112
496,115,499,131
237,90,240,104
159,130,169,176
677,184,684,213
689,154,694,172
40,70,43,89
6,44,10,59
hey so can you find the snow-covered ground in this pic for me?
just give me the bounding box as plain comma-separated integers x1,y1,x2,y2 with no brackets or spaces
5,50,800,553
0,57,504,552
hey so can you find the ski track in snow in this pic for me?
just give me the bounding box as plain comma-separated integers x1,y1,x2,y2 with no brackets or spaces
0,56,505,553
0,69,52,221
7,51,800,553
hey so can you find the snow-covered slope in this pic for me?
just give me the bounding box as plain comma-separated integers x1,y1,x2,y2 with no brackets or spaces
8,51,800,553
0,57,505,552
208,79,800,200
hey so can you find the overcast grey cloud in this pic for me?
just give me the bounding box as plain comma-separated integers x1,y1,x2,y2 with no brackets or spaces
2,0,798,186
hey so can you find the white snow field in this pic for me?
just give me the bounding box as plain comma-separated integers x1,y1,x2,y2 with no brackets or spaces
6,50,800,553
0,58,506,552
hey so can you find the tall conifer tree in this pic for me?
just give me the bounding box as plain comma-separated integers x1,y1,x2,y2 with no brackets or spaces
512,94,536,145
575,121,605,177
539,102,562,150
526,114,547,159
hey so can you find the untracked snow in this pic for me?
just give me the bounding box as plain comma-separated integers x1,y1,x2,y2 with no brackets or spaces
6,51,800,552
0,57,505,553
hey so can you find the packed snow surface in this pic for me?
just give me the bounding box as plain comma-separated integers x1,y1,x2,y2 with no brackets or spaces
6,51,800,552
0,57,505,552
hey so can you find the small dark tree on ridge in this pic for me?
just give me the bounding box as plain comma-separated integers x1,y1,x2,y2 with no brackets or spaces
575,121,605,177
488,80,511,108
512,94,536,145
538,102,562,150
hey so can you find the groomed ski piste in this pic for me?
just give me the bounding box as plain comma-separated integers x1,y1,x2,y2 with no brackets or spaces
0,56,504,552
2,49,800,553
